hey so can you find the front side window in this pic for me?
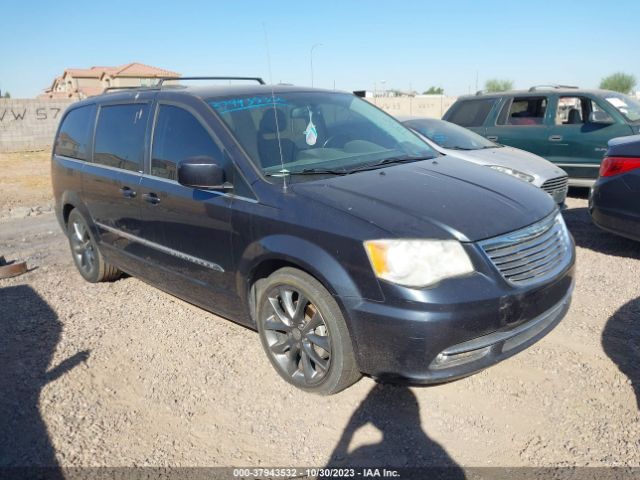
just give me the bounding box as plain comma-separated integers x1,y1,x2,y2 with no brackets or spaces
54,105,96,160
208,92,435,178
446,99,496,127
555,96,616,125
94,104,149,172
152,105,225,180
555,96,586,124
498,97,548,126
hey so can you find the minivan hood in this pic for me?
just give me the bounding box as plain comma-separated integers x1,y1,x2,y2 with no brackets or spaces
438,146,567,186
291,156,556,242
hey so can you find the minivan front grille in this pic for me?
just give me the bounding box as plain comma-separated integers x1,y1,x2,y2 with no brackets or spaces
541,176,568,195
479,212,572,287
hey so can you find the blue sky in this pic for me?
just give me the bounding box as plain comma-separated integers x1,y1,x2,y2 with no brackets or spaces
2,0,639,98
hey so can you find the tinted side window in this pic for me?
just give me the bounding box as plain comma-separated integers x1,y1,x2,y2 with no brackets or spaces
446,99,496,127
54,105,96,160
151,105,225,180
94,104,149,172
498,97,548,126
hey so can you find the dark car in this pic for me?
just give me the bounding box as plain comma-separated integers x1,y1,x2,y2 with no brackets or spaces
443,86,640,186
589,134,640,241
51,78,576,395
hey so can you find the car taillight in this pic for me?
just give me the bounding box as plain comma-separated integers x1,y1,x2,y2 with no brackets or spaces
599,156,640,177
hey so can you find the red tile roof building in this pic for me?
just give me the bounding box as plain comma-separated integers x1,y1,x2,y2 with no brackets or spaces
39,63,180,99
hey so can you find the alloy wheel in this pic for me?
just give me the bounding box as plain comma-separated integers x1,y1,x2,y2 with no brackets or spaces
262,286,332,387
70,220,96,277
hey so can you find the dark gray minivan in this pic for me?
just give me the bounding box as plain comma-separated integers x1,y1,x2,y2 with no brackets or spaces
52,79,576,394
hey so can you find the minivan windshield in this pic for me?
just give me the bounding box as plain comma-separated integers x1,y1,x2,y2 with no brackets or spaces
208,92,436,177
604,93,640,123
403,118,499,150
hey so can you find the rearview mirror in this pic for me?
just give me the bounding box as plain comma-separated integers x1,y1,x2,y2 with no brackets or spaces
178,156,232,190
589,111,614,125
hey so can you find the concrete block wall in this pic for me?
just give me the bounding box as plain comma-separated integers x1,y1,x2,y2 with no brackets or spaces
366,95,457,118
0,99,76,152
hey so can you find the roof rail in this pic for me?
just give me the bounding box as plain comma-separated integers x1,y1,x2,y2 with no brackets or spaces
156,76,265,87
103,86,159,93
529,84,578,92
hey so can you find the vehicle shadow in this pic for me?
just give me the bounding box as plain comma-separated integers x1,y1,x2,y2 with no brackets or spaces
602,297,640,410
327,383,465,479
0,284,89,475
562,204,640,260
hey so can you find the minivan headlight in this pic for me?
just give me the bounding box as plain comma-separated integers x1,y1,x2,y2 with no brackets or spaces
487,165,535,183
364,239,474,288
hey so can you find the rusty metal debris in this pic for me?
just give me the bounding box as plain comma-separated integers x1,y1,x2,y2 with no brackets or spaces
0,256,28,279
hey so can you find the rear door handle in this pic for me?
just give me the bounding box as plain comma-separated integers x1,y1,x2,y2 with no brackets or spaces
120,186,137,198
486,135,498,141
549,135,563,142
142,192,161,205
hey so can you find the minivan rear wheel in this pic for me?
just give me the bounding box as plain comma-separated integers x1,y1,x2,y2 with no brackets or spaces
256,268,361,395
67,209,121,283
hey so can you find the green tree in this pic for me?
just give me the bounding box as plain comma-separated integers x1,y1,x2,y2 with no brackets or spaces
2,91,9,98
599,72,636,94
484,79,513,93
423,86,444,95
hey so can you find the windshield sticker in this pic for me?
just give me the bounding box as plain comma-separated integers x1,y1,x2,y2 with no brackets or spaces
303,108,318,146
210,96,288,114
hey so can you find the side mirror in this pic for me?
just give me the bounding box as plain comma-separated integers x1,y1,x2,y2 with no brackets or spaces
177,156,232,190
589,111,614,125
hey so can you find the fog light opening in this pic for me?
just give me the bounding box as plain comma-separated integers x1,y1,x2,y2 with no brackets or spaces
432,346,492,369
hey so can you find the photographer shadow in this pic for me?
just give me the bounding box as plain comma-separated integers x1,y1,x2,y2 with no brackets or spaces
328,383,465,479
0,284,89,475
602,297,640,410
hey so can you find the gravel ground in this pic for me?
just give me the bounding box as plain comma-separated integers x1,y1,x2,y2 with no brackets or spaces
0,191,639,470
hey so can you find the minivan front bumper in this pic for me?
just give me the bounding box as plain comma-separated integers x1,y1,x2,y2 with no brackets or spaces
340,263,575,384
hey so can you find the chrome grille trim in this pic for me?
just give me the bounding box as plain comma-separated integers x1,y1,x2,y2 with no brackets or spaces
541,175,569,193
479,212,572,287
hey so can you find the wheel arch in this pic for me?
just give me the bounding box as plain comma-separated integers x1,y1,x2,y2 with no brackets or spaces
237,235,364,326
58,191,94,231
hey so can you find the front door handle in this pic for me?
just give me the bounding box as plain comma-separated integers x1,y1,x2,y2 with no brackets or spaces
142,192,161,205
120,186,137,198
549,135,563,142
486,135,498,141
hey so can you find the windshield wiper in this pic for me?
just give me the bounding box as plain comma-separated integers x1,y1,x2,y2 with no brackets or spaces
265,168,348,176
345,155,434,174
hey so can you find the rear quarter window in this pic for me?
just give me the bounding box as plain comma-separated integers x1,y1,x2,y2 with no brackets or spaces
445,98,496,127
54,105,96,160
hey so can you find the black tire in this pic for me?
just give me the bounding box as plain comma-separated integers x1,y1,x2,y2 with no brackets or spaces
67,209,121,283
256,267,361,395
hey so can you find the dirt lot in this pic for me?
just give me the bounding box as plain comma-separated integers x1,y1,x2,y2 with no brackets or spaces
0,151,54,219
1,151,639,470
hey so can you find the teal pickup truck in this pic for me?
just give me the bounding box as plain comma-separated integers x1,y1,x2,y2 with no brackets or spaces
443,86,640,186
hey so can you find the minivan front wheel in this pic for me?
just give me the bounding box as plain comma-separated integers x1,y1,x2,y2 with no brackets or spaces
256,268,361,395
67,209,121,283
